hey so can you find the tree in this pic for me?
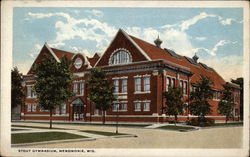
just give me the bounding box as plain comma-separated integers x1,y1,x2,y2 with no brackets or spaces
189,76,214,121
33,54,73,129
11,67,25,109
231,77,243,120
87,68,116,124
163,86,184,125
218,83,235,123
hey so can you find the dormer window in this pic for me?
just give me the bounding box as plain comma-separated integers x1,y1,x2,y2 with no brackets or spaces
109,49,132,65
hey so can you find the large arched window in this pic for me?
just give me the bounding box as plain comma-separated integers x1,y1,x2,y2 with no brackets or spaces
110,49,132,65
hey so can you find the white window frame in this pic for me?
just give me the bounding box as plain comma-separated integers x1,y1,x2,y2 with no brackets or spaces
79,82,84,96
143,102,150,111
120,103,127,111
32,104,36,112
113,79,119,93
55,105,60,115
171,78,175,87
135,77,141,92
134,102,141,111
27,104,31,112
73,82,78,94
61,104,66,114
121,79,128,93
183,81,187,95
143,76,150,92
166,77,171,91
113,103,119,112
109,49,132,65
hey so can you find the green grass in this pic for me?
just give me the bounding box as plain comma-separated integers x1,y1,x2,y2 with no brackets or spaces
159,125,195,131
11,125,71,130
11,128,29,131
11,132,87,144
80,130,127,136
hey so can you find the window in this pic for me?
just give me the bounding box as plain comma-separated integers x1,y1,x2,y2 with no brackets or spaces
143,102,150,111
32,104,36,112
235,108,239,117
143,77,150,92
79,82,84,96
27,104,31,112
171,78,175,87
134,102,141,111
27,86,36,98
166,77,171,91
180,80,183,91
94,109,99,115
135,78,141,92
73,82,78,94
111,50,131,65
121,79,127,93
183,81,187,95
121,103,127,111
55,105,60,115
61,104,66,114
114,79,119,93
113,103,119,111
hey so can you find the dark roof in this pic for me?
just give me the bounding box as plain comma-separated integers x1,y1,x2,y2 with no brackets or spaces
129,34,226,90
51,48,75,61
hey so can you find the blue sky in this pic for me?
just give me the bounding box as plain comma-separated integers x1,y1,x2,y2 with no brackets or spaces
13,7,243,81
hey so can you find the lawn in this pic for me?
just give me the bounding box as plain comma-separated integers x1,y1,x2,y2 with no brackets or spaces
159,125,196,131
11,125,70,130
12,132,87,144
80,130,127,136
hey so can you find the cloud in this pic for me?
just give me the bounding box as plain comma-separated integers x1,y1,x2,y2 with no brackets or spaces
14,60,34,75
28,12,116,54
194,40,237,56
200,55,243,81
161,12,241,31
29,44,42,59
48,42,65,48
85,9,103,17
195,37,206,41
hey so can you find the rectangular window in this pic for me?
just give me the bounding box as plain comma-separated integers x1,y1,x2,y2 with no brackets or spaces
180,80,183,91
134,102,141,111
121,103,127,111
183,81,187,95
135,78,141,92
27,104,31,112
94,109,99,115
73,82,78,94
27,86,36,98
113,103,119,111
143,77,150,92
27,86,32,97
32,104,36,112
55,105,60,114
166,77,171,91
121,79,127,93
114,79,119,93
143,102,150,111
171,78,175,87
61,104,66,114
79,82,84,96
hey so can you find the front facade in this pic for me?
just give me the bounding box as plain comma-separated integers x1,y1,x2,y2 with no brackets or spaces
21,29,241,123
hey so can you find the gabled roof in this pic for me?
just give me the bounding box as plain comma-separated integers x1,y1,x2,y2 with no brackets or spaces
87,53,100,67
128,32,226,90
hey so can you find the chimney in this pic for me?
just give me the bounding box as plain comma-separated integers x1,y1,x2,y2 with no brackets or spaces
192,53,199,63
154,35,162,48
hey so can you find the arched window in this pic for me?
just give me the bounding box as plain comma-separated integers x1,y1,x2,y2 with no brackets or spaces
110,49,132,65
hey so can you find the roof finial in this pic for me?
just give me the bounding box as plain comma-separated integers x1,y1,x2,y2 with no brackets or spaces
192,53,199,63
154,35,162,48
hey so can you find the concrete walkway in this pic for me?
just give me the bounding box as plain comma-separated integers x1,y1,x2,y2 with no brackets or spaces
11,122,243,148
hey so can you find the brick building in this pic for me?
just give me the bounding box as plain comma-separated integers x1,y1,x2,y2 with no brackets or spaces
21,29,241,123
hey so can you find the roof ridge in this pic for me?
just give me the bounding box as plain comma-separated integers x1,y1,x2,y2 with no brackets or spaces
51,47,75,54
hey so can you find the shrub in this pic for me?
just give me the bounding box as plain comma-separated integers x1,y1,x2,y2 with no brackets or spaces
186,118,215,127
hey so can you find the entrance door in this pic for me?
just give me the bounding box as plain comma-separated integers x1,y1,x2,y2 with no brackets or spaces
73,105,84,121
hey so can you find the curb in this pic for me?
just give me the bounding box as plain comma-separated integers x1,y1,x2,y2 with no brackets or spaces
112,134,138,138
11,137,96,147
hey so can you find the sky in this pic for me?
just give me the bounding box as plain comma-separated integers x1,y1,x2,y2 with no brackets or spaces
13,7,243,81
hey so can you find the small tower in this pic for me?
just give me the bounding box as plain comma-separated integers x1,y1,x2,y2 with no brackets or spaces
192,53,199,63
154,35,163,48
